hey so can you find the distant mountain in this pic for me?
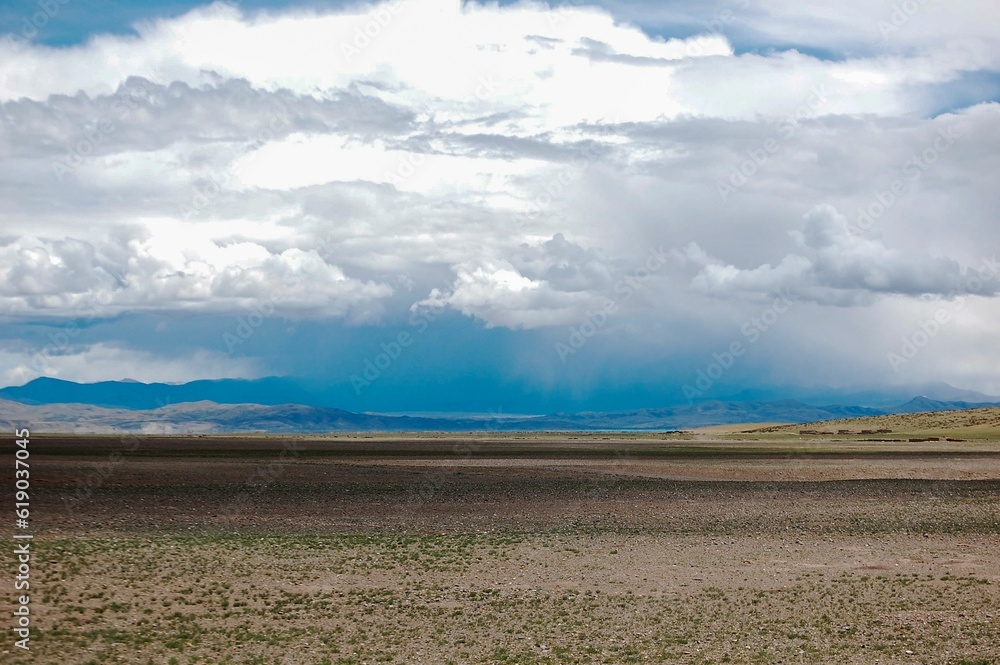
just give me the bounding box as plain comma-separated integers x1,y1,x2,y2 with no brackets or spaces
0,376,314,410
724,382,1000,408
3,393,1000,434
6,377,1000,415
0,398,506,434
889,396,1000,414
538,400,885,430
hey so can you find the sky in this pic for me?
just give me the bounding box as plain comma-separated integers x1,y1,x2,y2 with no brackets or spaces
1,0,999,413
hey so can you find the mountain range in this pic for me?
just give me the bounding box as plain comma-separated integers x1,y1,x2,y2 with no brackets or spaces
4,376,1000,411
2,377,999,433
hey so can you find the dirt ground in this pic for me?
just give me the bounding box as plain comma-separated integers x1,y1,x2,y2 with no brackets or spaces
5,434,999,664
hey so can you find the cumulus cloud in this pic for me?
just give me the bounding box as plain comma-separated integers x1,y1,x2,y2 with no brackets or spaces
681,205,1000,305
0,0,998,394
414,234,619,328
0,228,393,318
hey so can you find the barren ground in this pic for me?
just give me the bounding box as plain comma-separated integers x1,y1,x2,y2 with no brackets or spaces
4,432,999,664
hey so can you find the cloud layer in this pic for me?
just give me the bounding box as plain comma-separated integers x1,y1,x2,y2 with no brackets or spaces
1,0,998,398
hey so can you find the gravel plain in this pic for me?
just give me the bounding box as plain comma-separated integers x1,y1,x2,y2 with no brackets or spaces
6,432,999,664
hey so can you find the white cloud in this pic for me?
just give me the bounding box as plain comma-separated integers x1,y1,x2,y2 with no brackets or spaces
415,233,629,328
0,228,393,318
0,343,260,386
682,204,1000,305
0,0,998,394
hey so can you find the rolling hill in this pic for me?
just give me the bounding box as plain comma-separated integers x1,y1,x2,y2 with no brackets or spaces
3,392,1000,434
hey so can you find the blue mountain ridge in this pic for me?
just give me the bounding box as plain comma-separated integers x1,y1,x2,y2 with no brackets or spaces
1,377,999,432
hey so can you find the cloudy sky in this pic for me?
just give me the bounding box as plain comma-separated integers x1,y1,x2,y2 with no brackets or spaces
1,0,999,412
